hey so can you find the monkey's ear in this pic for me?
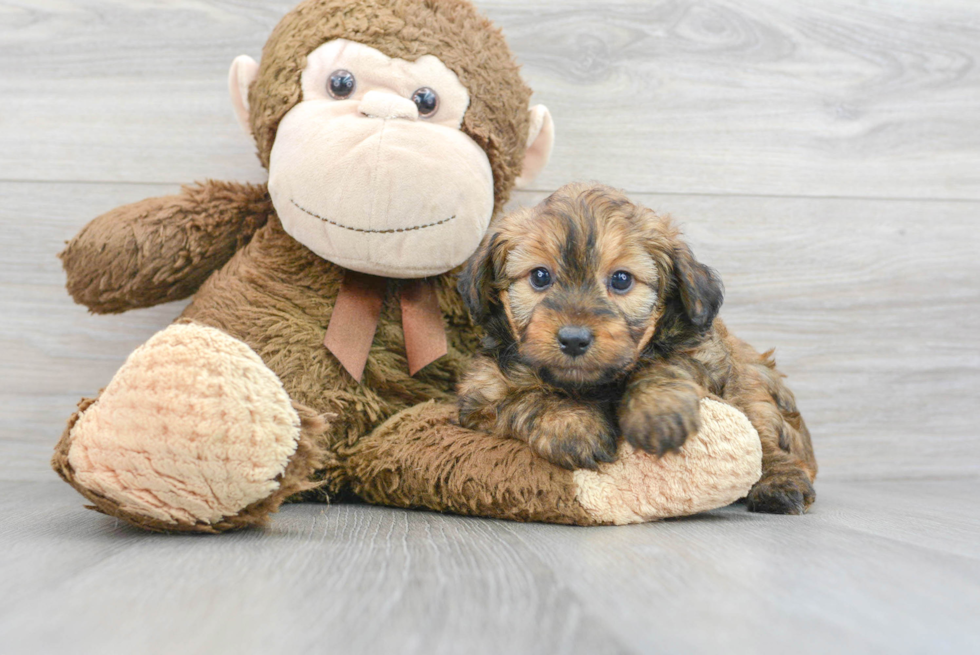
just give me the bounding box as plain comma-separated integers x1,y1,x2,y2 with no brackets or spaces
514,105,554,189
228,55,260,135
457,232,502,325
673,243,725,333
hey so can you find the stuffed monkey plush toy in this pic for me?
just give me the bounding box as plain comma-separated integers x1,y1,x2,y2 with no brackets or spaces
52,0,763,533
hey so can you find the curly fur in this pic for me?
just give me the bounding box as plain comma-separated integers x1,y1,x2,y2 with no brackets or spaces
457,183,818,514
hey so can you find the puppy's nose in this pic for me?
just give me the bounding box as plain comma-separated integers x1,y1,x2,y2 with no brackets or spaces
558,326,593,358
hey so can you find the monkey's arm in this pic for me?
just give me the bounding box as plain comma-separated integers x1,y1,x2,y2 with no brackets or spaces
347,399,763,526
60,180,273,313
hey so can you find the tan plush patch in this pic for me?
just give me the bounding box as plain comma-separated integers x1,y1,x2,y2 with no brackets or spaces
573,399,763,524
67,323,302,527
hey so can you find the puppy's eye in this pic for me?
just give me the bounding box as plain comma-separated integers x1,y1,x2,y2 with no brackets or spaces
328,70,356,99
529,267,553,291
609,270,634,294
411,87,439,116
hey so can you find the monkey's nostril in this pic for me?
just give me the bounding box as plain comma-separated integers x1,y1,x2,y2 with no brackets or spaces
557,326,593,358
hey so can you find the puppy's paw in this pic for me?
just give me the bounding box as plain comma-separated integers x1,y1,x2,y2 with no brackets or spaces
746,470,816,515
529,407,618,471
618,395,701,457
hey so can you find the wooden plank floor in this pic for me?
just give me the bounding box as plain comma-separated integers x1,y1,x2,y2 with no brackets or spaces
2,1,979,653
1,479,979,654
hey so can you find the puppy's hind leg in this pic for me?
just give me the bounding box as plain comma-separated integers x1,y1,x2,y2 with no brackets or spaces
742,398,816,515
727,344,816,515
747,449,815,515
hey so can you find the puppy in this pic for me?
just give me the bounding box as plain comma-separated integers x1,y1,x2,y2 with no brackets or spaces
456,183,817,514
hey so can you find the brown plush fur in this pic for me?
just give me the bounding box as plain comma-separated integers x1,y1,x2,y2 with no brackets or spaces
176,213,482,496
346,402,596,525
457,183,818,514
55,0,534,529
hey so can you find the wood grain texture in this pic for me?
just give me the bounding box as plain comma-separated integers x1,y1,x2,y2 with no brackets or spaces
1,0,979,198
1,479,978,654
2,182,977,482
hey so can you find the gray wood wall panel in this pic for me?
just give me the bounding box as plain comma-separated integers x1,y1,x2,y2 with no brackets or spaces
1,0,978,199
0,0,977,484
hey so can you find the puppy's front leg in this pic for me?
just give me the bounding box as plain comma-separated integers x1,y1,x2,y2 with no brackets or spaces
458,357,617,470
617,362,705,456
501,393,618,471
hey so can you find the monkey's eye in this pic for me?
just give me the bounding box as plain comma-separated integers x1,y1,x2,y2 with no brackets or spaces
411,87,439,116
328,70,356,99
529,267,553,291
609,271,634,294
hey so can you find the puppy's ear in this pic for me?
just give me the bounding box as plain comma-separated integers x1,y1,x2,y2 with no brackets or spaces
457,231,501,324
673,242,724,332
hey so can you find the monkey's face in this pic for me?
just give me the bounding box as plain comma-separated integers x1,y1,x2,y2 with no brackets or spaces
262,40,493,278
229,1,554,278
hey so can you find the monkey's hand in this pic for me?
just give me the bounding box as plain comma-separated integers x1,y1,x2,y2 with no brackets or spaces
617,365,704,457
60,180,272,313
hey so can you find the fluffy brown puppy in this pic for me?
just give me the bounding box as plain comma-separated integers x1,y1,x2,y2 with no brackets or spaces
457,183,818,514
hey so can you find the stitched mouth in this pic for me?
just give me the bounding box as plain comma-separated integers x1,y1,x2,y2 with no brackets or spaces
291,199,456,234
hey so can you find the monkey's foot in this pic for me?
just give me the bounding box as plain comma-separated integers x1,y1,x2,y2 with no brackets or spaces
573,399,762,523
52,323,329,533
347,398,762,525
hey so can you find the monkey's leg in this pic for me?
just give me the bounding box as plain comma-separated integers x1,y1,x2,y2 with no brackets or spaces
51,323,332,533
345,399,763,525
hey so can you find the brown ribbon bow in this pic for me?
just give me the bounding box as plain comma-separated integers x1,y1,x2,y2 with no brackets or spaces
323,270,448,382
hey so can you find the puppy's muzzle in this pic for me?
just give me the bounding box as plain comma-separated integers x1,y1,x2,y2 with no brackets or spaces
557,326,593,358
